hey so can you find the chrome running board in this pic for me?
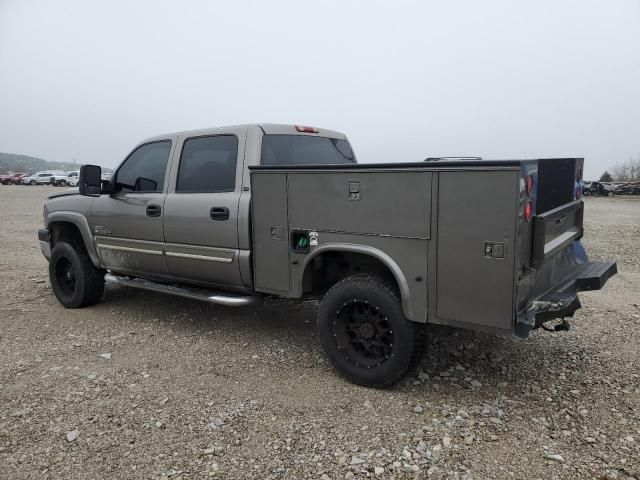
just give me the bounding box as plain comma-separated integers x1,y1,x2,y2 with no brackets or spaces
105,273,258,307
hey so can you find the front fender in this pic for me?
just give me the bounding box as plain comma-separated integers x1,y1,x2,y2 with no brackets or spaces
46,211,101,267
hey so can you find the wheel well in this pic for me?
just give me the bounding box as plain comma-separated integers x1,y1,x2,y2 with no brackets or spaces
301,251,399,298
49,221,86,252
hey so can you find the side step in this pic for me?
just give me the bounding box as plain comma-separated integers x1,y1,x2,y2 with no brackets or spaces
104,273,258,307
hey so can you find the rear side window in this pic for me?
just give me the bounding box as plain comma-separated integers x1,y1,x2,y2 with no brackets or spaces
116,140,172,193
176,135,238,193
261,135,355,166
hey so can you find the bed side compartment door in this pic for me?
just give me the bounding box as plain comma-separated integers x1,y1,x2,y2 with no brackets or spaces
436,170,518,331
251,172,291,295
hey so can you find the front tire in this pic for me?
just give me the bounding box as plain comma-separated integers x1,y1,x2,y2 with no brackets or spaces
29,180,36,185
49,242,105,308
317,274,426,387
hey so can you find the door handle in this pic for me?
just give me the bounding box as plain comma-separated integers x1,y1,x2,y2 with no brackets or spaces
146,205,162,217
210,207,229,221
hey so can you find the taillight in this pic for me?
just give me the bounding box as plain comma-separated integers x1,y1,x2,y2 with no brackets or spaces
295,125,319,133
526,174,534,196
524,201,533,222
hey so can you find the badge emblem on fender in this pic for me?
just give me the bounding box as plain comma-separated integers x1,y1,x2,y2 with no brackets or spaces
309,231,319,246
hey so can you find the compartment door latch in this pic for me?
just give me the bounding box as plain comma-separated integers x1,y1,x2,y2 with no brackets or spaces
348,181,361,201
484,242,505,259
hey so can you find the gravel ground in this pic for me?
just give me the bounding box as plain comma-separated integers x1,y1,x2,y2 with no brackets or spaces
0,186,638,480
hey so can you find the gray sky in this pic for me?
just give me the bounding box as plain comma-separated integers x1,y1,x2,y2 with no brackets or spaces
1,0,639,178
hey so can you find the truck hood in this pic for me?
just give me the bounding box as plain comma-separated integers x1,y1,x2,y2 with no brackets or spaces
47,188,80,199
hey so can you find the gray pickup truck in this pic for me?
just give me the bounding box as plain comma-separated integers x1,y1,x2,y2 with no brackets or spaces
39,123,617,387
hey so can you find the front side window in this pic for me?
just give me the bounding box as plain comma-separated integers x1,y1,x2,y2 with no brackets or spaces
176,135,238,193
261,135,355,166
116,140,171,193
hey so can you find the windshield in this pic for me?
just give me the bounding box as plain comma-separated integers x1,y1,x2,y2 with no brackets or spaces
261,134,355,166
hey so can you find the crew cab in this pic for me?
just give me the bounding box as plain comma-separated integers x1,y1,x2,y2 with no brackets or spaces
38,124,617,386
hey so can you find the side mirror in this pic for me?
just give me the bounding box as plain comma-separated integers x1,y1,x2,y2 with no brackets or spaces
79,165,102,196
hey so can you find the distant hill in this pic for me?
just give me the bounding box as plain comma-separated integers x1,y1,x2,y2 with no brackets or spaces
0,152,79,174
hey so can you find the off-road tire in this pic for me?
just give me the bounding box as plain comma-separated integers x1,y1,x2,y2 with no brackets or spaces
49,241,105,308
317,274,426,388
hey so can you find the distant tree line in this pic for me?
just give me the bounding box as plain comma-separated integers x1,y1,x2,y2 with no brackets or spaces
600,155,640,183
0,152,78,175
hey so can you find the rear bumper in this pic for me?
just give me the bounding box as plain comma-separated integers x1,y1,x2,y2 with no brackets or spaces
515,260,617,338
38,228,51,260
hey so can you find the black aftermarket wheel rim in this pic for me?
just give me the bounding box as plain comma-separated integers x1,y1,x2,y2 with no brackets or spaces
332,299,394,368
55,257,77,296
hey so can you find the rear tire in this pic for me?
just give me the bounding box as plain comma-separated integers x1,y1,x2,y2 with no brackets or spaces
317,274,426,388
49,242,105,308
58,180,67,187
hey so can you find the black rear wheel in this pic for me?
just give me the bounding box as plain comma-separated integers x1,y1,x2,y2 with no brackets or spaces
333,299,394,369
318,274,426,387
49,241,105,308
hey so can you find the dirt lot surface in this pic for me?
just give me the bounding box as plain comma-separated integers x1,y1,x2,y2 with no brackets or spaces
1,186,638,480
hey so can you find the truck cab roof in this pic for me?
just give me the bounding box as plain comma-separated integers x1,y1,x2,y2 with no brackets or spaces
141,123,347,145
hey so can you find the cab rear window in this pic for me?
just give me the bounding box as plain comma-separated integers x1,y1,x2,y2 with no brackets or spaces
261,135,355,166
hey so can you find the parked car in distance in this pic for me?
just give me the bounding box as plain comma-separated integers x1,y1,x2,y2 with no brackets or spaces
583,181,601,196
583,181,617,197
12,173,30,185
21,170,65,185
53,171,80,187
67,171,80,186
100,168,113,181
613,181,640,195
0,174,12,185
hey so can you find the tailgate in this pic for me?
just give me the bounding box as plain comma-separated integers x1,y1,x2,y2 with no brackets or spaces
530,200,584,268
515,158,617,337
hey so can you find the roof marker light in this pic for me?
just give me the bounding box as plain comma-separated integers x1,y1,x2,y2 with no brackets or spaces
295,125,319,133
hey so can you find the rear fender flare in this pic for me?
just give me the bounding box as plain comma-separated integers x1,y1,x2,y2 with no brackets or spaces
297,243,415,321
